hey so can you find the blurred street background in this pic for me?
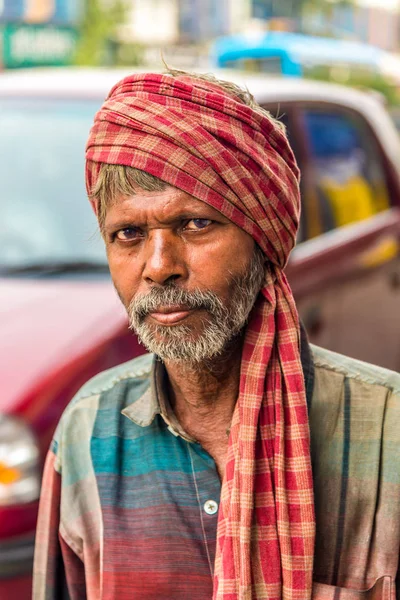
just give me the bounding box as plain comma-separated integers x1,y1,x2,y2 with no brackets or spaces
3,0,400,107
0,0,400,105
3,1,400,599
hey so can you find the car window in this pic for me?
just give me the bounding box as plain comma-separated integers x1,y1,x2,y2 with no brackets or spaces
300,106,390,239
0,98,105,270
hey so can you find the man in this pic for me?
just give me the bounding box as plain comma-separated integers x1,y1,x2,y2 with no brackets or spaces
33,71,400,600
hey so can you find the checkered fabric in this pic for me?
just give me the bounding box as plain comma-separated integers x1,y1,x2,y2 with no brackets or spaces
85,73,315,600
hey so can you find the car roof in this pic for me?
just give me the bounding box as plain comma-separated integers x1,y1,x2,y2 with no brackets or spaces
1,66,399,176
0,65,385,108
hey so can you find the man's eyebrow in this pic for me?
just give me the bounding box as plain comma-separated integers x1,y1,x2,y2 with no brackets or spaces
104,219,141,232
105,208,224,231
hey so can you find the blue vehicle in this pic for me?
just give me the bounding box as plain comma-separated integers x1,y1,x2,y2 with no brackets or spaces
213,31,387,78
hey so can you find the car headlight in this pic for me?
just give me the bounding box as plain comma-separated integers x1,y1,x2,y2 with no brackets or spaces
0,415,40,506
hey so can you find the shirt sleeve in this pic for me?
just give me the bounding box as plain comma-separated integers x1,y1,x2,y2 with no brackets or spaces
33,446,86,600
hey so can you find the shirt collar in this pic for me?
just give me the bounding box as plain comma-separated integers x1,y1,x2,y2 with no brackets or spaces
122,326,315,431
121,383,157,427
121,357,195,440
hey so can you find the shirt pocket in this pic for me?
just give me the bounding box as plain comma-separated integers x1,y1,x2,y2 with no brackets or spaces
312,576,393,600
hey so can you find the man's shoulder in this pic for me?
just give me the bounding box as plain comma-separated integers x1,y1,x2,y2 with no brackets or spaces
70,352,154,404
311,344,400,396
52,353,154,453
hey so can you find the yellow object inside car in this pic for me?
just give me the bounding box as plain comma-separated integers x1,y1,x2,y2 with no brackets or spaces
320,175,387,227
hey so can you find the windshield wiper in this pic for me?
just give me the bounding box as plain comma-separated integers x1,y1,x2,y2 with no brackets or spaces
0,260,109,276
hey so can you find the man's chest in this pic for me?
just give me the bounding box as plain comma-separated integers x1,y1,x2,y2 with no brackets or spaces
84,406,400,599
91,419,221,599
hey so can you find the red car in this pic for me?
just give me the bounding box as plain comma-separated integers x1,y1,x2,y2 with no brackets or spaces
1,68,400,597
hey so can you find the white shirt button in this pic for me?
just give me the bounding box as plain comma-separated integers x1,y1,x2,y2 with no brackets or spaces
204,500,218,515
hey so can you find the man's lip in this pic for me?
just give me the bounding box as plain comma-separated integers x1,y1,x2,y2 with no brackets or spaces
149,307,194,325
152,305,192,314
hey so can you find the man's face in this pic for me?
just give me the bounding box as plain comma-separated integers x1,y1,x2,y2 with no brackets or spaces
103,186,265,363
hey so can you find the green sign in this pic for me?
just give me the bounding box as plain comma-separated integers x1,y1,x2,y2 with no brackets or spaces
1,24,77,68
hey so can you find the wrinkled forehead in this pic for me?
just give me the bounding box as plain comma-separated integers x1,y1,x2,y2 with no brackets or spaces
104,183,232,222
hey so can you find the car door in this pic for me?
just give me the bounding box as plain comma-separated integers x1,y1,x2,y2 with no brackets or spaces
267,100,400,371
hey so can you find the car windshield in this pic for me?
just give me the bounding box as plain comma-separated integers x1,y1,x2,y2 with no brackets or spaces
0,97,106,271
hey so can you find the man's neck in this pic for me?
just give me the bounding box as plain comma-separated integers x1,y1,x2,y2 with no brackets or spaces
164,342,242,446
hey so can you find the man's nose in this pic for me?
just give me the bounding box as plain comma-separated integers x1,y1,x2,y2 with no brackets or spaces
142,230,187,286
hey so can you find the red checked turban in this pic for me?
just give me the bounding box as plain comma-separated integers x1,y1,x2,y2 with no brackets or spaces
86,73,315,600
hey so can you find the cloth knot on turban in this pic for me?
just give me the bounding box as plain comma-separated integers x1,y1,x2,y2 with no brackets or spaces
86,72,315,600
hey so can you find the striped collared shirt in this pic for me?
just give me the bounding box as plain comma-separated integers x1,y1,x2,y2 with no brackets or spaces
33,344,400,599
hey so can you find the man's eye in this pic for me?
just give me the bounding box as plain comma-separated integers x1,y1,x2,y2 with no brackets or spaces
185,219,213,231
115,228,142,241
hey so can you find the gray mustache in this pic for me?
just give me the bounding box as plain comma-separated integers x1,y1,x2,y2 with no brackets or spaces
129,286,225,321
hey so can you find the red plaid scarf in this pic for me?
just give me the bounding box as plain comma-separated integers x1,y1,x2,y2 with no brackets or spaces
86,73,315,599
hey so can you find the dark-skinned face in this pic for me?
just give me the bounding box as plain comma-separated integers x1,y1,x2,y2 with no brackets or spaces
103,186,258,355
